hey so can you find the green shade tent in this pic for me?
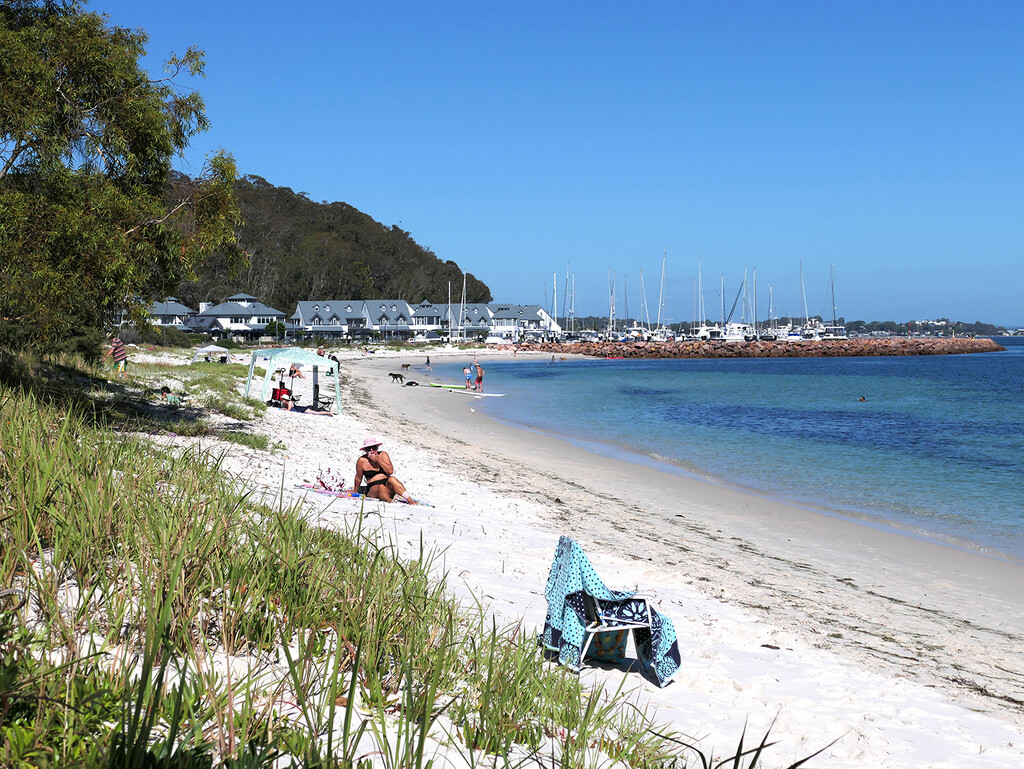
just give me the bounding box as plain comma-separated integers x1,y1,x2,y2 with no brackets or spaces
244,348,341,413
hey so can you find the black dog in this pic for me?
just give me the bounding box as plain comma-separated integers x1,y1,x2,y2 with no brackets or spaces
389,372,405,384
403,380,419,387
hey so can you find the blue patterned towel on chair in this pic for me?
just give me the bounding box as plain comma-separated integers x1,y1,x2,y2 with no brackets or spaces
540,535,680,687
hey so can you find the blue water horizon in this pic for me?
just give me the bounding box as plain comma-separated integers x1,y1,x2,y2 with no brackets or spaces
437,338,1024,560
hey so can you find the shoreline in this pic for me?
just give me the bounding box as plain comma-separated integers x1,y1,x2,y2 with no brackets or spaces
196,346,1024,766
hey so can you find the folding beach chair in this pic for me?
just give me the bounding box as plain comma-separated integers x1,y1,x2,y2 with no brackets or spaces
540,535,680,687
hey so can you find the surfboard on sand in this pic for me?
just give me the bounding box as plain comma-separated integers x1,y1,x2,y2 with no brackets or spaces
451,389,506,397
429,383,465,389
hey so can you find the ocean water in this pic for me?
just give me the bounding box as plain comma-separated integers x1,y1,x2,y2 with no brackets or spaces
436,338,1024,560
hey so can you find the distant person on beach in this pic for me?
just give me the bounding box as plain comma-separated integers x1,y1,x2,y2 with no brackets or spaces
464,367,472,389
316,345,326,357
102,335,128,379
159,386,183,406
354,438,417,503
425,355,431,371
289,363,306,379
475,362,484,392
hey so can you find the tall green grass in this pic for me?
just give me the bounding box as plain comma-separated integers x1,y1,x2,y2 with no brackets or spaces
0,359,828,768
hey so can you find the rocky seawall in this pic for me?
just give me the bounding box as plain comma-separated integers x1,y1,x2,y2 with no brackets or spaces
515,337,1004,359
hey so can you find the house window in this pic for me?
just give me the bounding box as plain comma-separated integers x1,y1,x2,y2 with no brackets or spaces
325,304,330,312
313,305,319,312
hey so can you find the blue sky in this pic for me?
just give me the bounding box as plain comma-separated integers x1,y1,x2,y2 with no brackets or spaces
93,0,1024,325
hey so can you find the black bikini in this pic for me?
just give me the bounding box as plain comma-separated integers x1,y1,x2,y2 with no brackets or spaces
362,459,390,490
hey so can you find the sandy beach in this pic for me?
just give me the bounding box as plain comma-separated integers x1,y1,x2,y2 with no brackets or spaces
193,347,1024,767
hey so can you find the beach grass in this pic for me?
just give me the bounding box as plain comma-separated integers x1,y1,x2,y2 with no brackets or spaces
0,352,825,767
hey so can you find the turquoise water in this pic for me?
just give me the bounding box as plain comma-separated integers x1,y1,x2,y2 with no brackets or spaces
436,339,1024,559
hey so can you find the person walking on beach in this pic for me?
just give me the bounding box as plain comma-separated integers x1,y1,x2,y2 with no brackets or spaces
353,438,417,504
102,335,128,379
425,355,431,371
475,362,484,392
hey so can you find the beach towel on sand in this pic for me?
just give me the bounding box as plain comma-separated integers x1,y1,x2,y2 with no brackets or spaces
540,535,680,687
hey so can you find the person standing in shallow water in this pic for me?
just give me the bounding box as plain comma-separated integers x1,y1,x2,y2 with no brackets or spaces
464,367,472,389
475,362,484,392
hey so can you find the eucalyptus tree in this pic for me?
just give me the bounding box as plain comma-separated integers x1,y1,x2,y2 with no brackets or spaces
0,0,244,352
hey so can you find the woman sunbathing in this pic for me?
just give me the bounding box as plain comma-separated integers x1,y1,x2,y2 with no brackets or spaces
353,438,417,504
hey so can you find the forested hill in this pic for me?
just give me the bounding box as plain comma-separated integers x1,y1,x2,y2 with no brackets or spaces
176,174,492,312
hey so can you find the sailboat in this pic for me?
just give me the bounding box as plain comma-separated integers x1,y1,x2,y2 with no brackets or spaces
689,258,720,341
649,249,675,341
721,267,755,342
821,264,848,340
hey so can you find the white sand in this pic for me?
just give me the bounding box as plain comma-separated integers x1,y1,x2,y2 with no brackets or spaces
164,347,1024,767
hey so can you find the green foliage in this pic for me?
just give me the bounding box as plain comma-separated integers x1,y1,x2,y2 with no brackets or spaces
262,320,287,338
0,1,244,353
176,175,492,311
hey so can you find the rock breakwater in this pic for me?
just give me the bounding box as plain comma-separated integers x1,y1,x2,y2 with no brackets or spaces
515,337,1004,359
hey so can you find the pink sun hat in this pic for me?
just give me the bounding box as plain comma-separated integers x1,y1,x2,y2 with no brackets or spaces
361,437,382,451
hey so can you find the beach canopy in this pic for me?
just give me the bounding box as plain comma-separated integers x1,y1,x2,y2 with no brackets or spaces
243,348,342,413
190,344,230,364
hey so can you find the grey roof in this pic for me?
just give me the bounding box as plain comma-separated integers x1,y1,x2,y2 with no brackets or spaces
434,303,493,321
187,316,225,331
150,298,196,316
199,300,285,317
226,293,259,301
489,304,544,321
365,300,415,324
292,300,363,323
412,303,442,319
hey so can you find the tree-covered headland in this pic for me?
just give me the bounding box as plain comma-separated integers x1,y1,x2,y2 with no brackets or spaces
179,174,493,315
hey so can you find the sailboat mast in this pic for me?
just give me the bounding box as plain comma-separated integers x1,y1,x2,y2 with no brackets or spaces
608,270,615,334
459,274,467,342
752,268,758,339
697,258,705,325
720,275,725,326
625,275,630,330
830,263,838,326
570,273,576,334
800,260,809,327
639,268,649,331
657,248,666,329
552,272,557,339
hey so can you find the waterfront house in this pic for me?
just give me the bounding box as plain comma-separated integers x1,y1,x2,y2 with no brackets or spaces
148,297,196,330
186,293,287,341
489,304,561,341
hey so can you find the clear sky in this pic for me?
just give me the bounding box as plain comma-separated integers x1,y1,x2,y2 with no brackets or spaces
92,0,1024,326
